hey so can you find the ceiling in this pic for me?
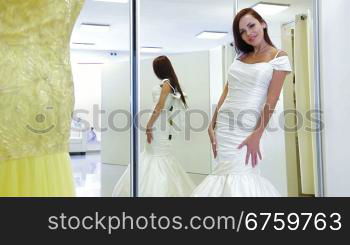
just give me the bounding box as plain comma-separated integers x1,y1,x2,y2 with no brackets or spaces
238,0,312,23
70,0,313,55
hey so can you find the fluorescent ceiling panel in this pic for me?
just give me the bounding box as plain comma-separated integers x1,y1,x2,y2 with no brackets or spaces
80,23,111,32
141,47,163,53
94,0,129,3
72,42,96,46
196,31,228,40
252,2,290,16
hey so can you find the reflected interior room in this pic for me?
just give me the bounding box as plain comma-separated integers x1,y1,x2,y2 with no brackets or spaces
69,0,131,197
69,0,318,197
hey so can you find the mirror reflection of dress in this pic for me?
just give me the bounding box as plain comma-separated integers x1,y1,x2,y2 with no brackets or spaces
192,51,292,197
112,79,195,197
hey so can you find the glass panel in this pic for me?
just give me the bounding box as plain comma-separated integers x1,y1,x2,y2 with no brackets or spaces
69,0,131,197
137,0,235,197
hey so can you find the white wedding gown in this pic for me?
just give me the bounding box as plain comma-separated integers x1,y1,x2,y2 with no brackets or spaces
192,51,292,197
112,79,195,197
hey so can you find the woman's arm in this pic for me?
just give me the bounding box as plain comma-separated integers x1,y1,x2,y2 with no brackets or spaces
210,82,229,130
254,70,288,137
146,82,171,143
208,82,228,158
254,51,290,137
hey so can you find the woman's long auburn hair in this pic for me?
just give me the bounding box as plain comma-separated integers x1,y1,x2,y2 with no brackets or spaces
232,8,275,54
152,56,187,108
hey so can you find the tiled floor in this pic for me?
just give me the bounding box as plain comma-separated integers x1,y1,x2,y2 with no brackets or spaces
70,151,206,197
70,152,127,197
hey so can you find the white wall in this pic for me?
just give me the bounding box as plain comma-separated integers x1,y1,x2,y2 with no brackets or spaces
320,0,350,196
209,46,225,114
267,21,282,49
71,63,102,141
70,49,119,143
101,60,130,165
209,46,226,172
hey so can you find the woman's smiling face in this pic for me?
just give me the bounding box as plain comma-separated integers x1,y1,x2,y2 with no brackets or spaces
239,14,267,47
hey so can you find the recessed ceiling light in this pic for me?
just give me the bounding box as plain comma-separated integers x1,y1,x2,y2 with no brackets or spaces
77,62,105,65
71,56,107,64
252,2,290,16
196,31,228,40
80,23,111,32
141,47,163,53
94,0,129,3
72,42,96,46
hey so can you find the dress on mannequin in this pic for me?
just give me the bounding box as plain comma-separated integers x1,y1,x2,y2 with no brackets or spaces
192,51,292,197
0,0,84,196
112,79,196,197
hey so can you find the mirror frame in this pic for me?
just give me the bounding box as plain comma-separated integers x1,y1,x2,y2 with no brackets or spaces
128,0,324,197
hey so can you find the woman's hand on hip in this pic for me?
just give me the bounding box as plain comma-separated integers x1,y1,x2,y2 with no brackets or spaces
237,131,262,167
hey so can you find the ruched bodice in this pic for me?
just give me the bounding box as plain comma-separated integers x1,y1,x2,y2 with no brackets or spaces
220,56,292,129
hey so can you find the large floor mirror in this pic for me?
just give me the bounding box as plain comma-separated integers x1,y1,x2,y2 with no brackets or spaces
136,0,238,197
68,0,323,197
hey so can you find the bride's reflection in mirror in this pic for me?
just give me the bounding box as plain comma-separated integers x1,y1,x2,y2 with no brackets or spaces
135,0,235,197
113,56,195,197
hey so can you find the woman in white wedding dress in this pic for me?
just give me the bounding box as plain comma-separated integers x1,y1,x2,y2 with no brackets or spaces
113,56,195,197
192,8,292,197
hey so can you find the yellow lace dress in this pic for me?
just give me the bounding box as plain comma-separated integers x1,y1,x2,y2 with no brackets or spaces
0,0,84,196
